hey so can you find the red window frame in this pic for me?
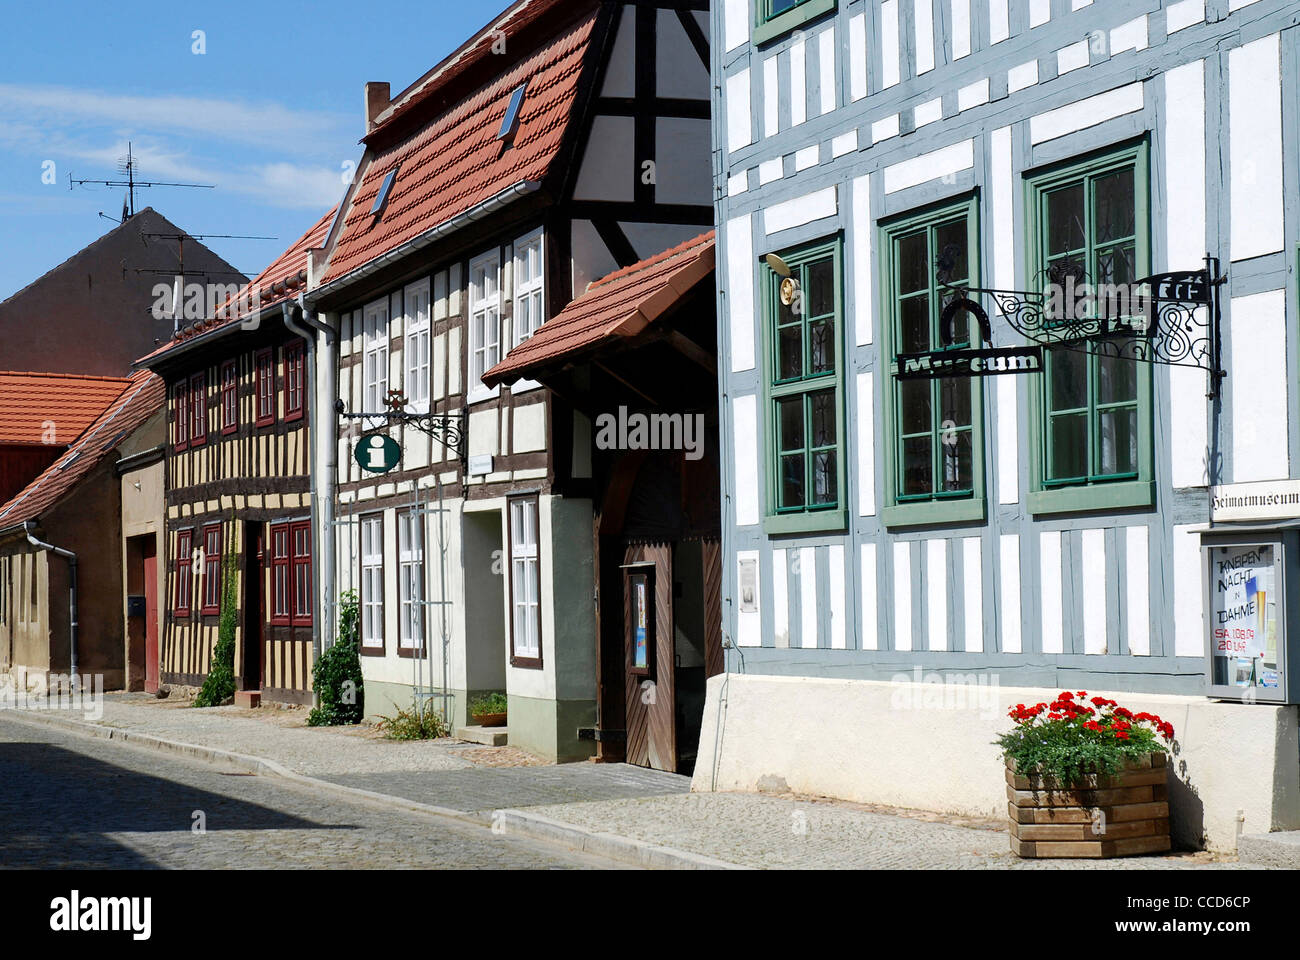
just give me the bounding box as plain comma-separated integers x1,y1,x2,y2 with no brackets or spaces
173,381,189,452
268,521,312,627
255,348,276,427
290,521,312,625
189,372,207,446
284,341,305,423
270,523,292,625
200,523,222,615
174,529,193,616
220,360,238,434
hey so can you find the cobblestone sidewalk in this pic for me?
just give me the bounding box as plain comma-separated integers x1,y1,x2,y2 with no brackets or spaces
507,793,1257,870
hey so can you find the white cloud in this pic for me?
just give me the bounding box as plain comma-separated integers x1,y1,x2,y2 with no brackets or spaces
0,84,348,151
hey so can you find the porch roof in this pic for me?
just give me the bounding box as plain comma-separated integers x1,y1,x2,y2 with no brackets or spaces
482,231,716,387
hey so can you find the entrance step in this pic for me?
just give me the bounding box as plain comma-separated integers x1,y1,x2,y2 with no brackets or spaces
234,690,262,709
455,725,508,746
1238,831,1300,868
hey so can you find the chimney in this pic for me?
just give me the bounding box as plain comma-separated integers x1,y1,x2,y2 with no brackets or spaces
364,82,391,134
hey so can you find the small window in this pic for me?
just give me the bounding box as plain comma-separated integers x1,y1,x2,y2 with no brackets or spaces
220,360,238,434
173,381,189,452
363,299,390,412
189,373,207,446
512,231,545,348
497,83,528,141
468,252,501,398
255,348,276,426
754,0,835,46
371,167,398,216
284,341,305,422
508,496,541,667
398,511,424,653
200,523,222,615
360,515,385,653
174,529,193,616
291,521,312,626
267,524,289,625
403,280,432,413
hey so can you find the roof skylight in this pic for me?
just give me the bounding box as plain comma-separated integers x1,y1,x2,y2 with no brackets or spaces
497,83,528,141
371,167,399,216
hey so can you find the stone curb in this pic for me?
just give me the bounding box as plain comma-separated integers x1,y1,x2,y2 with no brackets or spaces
1237,832,1300,869
5,708,745,871
492,809,747,870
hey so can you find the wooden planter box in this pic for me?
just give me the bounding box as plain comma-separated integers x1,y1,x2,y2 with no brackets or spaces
1007,753,1171,859
472,712,507,728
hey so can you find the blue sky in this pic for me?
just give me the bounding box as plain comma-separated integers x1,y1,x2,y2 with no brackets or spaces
0,0,497,300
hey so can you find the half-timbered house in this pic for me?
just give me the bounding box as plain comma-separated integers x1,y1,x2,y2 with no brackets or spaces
484,231,724,775
706,0,1300,850
138,210,335,705
304,0,713,761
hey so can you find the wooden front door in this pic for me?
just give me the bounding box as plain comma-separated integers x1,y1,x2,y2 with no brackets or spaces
143,539,159,694
243,523,264,691
623,543,676,772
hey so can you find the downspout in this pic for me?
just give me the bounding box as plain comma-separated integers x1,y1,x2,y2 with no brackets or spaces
283,302,326,702
296,296,340,653
24,522,78,687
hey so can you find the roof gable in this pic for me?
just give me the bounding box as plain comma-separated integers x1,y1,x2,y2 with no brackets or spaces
322,9,599,285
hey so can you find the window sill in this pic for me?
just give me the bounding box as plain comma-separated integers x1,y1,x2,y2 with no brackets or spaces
468,385,501,406
510,656,543,670
284,409,304,424
753,0,837,48
1027,480,1155,516
762,508,848,536
882,497,986,529
360,644,386,657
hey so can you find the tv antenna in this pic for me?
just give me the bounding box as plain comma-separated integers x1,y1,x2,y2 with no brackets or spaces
69,142,215,219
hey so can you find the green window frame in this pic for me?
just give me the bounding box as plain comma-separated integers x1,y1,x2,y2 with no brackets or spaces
1026,139,1154,515
760,237,847,535
881,195,987,528
753,0,837,47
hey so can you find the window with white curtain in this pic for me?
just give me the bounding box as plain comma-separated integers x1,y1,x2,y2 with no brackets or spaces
403,279,431,412
508,496,541,664
398,511,424,651
360,515,384,650
512,230,545,347
363,299,389,413
468,251,501,398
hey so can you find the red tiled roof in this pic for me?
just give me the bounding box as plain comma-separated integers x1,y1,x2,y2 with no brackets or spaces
137,207,337,365
322,9,597,285
0,370,165,529
372,0,589,136
0,372,133,446
483,231,716,386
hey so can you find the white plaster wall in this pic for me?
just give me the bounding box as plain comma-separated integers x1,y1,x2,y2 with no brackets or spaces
693,674,1300,852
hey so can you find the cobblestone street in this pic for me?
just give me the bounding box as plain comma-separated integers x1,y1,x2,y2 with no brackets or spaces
0,716,629,870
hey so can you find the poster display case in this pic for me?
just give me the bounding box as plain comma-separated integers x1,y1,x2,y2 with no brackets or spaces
1202,528,1300,704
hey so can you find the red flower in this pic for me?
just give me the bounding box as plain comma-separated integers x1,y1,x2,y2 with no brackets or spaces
1114,731,1130,740
1076,691,1087,698
1083,720,1103,732
1058,691,1075,702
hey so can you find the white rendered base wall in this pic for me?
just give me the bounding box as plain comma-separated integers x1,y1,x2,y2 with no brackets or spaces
691,673,1300,852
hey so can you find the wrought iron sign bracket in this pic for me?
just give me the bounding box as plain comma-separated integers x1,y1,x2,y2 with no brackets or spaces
914,253,1228,398
335,392,467,467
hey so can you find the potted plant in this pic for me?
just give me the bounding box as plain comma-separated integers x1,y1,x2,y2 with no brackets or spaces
996,691,1175,859
469,692,508,728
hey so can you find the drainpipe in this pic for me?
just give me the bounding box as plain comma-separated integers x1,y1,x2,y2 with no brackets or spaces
24,522,78,687
284,301,338,692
